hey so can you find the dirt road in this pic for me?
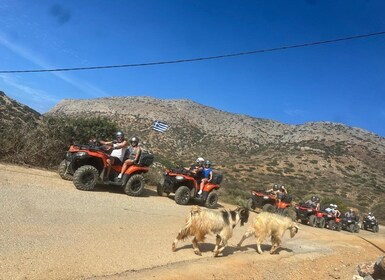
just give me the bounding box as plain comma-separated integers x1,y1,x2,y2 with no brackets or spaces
0,163,384,280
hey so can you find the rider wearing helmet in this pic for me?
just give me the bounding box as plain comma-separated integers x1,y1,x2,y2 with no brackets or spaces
117,136,142,180
305,195,320,209
99,131,129,180
198,160,213,195
367,212,375,221
345,208,356,219
188,157,205,176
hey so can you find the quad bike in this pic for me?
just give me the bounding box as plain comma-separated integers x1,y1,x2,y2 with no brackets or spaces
295,203,330,228
58,142,154,196
341,216,360,233
247,190,294,218
157,167,222,208
295,203,319,225
361,218,379,233
324,213,342,231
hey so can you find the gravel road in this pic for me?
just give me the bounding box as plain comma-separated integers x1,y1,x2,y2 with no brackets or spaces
0,163,384,280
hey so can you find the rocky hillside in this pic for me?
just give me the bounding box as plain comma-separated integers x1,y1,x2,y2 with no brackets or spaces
0,91,41,126
47,97,385,214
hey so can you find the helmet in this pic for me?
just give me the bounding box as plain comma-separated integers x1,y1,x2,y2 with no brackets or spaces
315,196,320,203
280,185,286,190
368,212,372,215
130,136,139,145
349,208,353,212
196,157,204,164
273,184,279,191
205,160,211,166
311,196,316,202
116,131,124,139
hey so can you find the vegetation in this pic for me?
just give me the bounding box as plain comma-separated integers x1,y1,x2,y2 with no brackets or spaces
0,116,117,168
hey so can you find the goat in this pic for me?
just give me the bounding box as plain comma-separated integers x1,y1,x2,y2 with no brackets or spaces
172,206,249,257
237,211,299,254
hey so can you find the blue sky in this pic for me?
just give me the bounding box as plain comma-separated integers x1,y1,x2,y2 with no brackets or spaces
0,0,385,137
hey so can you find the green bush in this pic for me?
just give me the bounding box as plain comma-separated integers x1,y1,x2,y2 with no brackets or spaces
0,116,117,168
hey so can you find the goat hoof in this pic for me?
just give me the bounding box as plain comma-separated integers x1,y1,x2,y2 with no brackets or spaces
171,244,176,252
194,250,202,256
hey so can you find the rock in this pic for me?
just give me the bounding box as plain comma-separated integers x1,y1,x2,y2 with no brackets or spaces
372,256,385,279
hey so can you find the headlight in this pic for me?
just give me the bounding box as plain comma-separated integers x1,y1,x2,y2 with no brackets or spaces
76,152,87,157
307,209,313,212
65,152,72,161
175,175,184,181
263,196,269,199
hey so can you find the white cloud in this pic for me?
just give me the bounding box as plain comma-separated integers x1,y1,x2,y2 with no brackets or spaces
0,32,109,98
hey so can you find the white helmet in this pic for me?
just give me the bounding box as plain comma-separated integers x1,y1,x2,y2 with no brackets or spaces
196,157,204,163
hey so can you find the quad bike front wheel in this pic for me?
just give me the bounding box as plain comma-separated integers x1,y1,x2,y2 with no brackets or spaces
373,225,379,233
205,190,219,209
174,186,190,205
156,177,169,196
124,174,145,196
73,165,99,191
309,215,316,227
262,203,275,213
246,198,255,210
58,160,73,181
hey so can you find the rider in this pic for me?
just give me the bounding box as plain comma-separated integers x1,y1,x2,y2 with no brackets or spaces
278,185,288,202
189,157,205,177
367,212,376,221
325,204,341,217
198,160,213,195
345,209,356,220
99,131,129,180
117,136,142,180
266,184,280,196
305,196,320,210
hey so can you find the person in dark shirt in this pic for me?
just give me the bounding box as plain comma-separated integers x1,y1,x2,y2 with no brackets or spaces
198,160,213,195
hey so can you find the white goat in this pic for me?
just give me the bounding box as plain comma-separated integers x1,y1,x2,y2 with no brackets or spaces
237,211,299,254
172,206,249,257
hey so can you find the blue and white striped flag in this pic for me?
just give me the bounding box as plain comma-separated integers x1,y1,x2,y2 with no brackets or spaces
152,120,169,133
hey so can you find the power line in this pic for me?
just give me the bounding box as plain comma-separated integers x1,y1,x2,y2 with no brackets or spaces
1,31,385,74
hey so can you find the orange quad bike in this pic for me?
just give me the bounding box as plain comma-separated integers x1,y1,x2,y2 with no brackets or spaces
247,190,294,217
157,167,222,208
58,142,154,196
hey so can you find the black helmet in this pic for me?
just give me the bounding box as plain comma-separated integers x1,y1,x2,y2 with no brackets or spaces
205,160,211,167
311,196,316,202
273,184,279,191
130,136,139,145
116,131,124,139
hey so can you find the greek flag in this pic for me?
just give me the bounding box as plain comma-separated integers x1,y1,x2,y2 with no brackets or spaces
152,120,169,133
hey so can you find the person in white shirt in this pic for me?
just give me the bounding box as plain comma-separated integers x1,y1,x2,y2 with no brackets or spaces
99,131,128,180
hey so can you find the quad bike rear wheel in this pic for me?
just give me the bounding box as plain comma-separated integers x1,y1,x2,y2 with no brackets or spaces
58,160,73,181
205,190,218,209
124,174,145,196
73,165,99,191
175,186,190,205
348,224,355,233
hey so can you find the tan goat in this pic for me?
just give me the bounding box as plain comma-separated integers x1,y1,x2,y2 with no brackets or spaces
172,206,249,257
237,211,299,254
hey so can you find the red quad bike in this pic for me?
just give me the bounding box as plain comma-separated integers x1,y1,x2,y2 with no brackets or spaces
58,142,154,196
247,191,293,217
324,213,342,231
157,168,222,208
294,203,327,228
